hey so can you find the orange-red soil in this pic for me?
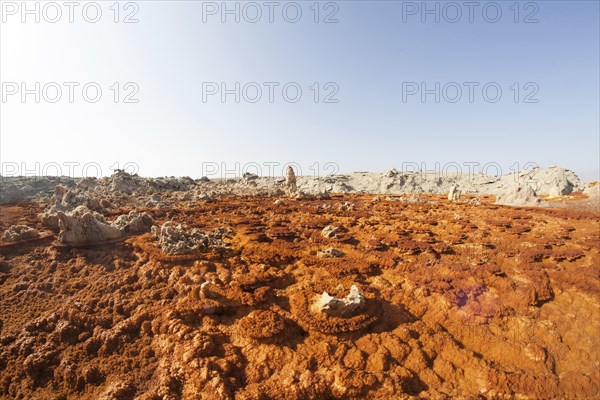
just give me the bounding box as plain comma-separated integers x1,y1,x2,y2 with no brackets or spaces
0,195,599,399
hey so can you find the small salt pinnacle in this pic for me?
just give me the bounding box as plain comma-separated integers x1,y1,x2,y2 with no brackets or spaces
286,166,297,195
448,185,461,202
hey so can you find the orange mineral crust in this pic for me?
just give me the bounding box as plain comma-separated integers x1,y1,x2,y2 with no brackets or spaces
0,194,598,399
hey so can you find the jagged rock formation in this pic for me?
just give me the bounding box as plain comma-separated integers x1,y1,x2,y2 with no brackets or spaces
1,225,40,242
56,207,154,245
57,209,123,245
311,285,365,317
321,225,341,239
112,211,155,234
151,222,231,255
40,185,105,229
107,170,145,194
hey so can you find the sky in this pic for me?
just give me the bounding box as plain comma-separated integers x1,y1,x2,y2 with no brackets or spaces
1,0,599,179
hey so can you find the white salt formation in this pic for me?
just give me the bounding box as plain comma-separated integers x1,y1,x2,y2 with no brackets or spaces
151,222,231,255
0,166,588,210
286,166,297,195
317,247,345,258
112,211,155,234
1,225,40,242
56,207,154,245
448,185,461,202
57,209,122,245
311,285,365,317
495,185,541,207
321,225,341,239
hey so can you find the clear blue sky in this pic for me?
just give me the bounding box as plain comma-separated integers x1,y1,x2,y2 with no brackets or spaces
1,1,599,179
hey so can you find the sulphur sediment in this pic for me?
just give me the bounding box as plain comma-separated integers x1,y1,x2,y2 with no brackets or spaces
0,192,598,399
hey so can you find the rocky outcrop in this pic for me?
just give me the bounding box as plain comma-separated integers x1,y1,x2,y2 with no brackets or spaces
515,166,581,196
56,207,154,245
40,185,106,230
57,209,122,245
495,185,541,207
0,176,75,204
106,170,146,194
0,166,586,208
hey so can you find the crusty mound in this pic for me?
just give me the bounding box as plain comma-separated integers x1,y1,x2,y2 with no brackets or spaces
290,283,379,334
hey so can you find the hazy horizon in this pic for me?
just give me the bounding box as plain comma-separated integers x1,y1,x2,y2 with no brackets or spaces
0,163,598,183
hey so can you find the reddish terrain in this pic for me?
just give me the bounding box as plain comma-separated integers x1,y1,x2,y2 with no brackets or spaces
1,194,599,399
